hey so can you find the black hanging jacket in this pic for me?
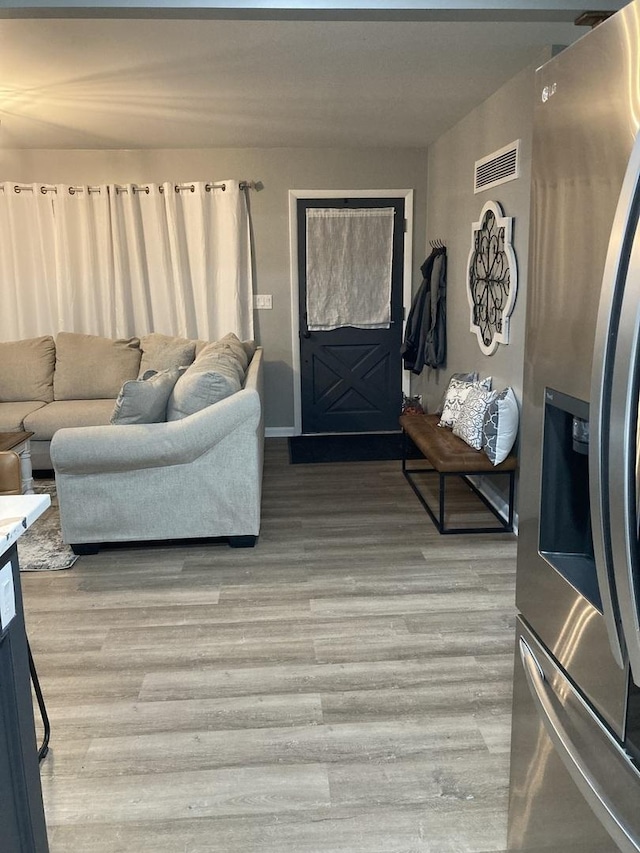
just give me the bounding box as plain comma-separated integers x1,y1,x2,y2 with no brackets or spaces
401,247,447,374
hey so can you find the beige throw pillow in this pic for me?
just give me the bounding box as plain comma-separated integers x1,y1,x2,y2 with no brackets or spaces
138,333,196,377
0,336,55,403
54,332,142,400
194,335,257,365
111,367,183,425
209,332,250,371
242,339,257,362
193,339,209,358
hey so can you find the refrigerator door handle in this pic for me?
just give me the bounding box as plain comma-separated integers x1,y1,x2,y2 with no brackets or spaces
606,130,640,686
590,130,640,672
519,635,640,853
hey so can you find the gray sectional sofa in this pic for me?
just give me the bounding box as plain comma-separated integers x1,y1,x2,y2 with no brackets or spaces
0,331,264,551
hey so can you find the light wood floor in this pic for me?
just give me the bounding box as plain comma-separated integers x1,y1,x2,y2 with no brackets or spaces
21,439,517,853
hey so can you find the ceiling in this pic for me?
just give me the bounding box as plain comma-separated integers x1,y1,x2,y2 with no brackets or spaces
0,6,625,149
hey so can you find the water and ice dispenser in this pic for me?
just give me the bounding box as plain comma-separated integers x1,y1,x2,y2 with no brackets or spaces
539,388,602,610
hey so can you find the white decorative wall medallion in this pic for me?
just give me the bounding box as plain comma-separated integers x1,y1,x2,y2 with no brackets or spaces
466,199,517,356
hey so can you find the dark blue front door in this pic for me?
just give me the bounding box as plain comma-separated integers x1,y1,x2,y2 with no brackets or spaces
298,197,405,434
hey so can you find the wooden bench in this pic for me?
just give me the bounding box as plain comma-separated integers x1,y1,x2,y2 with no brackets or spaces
399,413,517,534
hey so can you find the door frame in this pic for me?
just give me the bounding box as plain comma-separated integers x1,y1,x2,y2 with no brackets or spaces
288,188,414,435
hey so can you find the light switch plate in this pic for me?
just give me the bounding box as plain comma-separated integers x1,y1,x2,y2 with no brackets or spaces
0,562,16,629
253,294,273,310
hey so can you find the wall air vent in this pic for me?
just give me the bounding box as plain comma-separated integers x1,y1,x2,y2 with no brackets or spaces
474,140,520,194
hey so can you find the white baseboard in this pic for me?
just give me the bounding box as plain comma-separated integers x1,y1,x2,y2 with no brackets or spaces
265,427,296,438
467,474,519,535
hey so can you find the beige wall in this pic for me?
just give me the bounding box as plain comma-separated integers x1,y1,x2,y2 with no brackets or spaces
3,147,428,431
415,49,554,414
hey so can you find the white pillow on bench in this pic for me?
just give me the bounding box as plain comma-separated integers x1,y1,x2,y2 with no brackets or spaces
438,375,492,429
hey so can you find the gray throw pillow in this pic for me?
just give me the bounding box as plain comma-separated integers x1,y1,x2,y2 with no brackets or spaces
167,350,244,421
111,367,183,425
482,387,519,465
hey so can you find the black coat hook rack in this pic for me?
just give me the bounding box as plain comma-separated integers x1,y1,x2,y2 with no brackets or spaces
430,238,446,249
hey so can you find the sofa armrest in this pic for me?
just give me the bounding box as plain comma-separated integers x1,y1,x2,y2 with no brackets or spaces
51,387,261,475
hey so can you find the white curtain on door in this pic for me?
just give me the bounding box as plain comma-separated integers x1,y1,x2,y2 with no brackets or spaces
0,179,253,342
306,207,395,331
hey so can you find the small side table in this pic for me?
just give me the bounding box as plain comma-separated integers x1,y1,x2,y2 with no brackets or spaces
0,432,35,494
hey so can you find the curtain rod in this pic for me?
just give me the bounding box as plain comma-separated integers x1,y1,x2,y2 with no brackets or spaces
1,181,256,195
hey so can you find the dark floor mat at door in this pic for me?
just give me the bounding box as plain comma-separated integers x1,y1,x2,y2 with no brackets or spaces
288,432,418,464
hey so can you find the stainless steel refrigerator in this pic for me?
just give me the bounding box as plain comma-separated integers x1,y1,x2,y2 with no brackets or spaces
507,2,640,851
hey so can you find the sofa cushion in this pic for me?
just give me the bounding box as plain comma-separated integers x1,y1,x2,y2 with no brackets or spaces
0,401,47,432
0,336,55,403
111,367,183,425
54,332,141,401
138,333,196,378
167,346,244,421
24,400,116,440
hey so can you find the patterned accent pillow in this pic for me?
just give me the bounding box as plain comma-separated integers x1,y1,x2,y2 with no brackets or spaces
438,376,492,428
435,371,478,415
482,387,519,465
453,386,499,449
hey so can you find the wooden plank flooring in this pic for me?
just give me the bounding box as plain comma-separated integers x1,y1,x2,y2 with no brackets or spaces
20,438,517,853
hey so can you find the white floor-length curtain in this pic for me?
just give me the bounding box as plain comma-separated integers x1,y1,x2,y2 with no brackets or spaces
197,180,254,340
109,183,163,338
0,183,59,340
54,184,115,336
0,178,253,343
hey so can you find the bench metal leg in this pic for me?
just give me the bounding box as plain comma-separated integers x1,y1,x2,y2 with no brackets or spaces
401,430,515,535
403,468,514,534
508,470,515,530
438,473,446,533
401,429,409,474
459,473,515,534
